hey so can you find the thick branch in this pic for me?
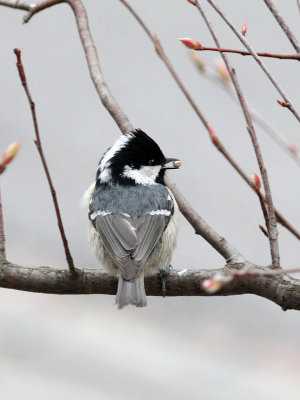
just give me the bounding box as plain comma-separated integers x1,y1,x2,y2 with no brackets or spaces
0,261,300,310
66,0,133,134
0,188,6,263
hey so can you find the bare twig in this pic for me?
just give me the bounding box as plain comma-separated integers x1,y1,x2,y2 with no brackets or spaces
185,45,300,60
120,0,299,241
204,0,300,124
189,53,300,166
195,0,280,267
14,48,76,274
0,188,6,263
262,0,300,53
66,0,133,134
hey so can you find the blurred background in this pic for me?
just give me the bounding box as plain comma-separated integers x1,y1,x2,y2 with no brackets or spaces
0,0,300,398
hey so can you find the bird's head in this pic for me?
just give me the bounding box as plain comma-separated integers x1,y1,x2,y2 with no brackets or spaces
96,129,181,186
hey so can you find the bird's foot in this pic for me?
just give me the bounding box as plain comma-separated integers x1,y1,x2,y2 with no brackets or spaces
160,264,172,298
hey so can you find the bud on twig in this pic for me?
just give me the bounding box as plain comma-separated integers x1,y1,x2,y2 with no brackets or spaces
259,224,269,238
242,21,247,36
288,142,298,154
189,50,205,71
207,124,221,147
187,0,196,5
0,142,20,172
277,99,290,108
179,38,203,50
251,172,261,192
214,58,230,83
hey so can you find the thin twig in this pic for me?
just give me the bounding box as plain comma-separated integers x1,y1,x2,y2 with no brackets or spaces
189,45,300,60
120,0,300,241
0,0,247,264
189,53,300,166
13,48,76,274
195,0,280,267
0,187,6,263
204,0,300,124
262,0,300,53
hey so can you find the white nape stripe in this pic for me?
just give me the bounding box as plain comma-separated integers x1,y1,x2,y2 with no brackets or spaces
122,165,160,185
98,134,133,173
148,210,171,216
90,210,111,220
98,167,112,183
167,195,171,200
98,134,133,183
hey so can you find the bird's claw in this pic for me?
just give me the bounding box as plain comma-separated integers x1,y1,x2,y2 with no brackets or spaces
160,264,172,298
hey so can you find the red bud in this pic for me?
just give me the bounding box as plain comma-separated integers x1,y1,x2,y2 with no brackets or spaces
179,38,203,50
1,141,20,167
207,124,221,147
187,0,196,4
288,142,298,154
214,58,230,83
242,21,247,36
277,99,289,108
251,172,261,192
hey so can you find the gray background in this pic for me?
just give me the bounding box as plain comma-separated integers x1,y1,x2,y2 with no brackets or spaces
0,0,300,398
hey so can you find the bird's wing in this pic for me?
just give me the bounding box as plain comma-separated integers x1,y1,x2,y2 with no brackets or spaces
94,211,169,280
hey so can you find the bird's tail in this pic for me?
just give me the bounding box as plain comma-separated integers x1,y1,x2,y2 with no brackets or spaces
116,273,147,309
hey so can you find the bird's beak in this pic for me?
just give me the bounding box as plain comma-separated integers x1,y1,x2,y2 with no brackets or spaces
163,158,182,170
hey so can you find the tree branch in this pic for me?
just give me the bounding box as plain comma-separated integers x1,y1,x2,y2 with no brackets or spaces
0,261,300,310
66,0,133,134
204,0,300,124
189,52,300,166
195,0,280,268
262,0,300,53
0,187,6,263
120,0,300,241
14,48,76,274
184,44,300,60
165,177,244,263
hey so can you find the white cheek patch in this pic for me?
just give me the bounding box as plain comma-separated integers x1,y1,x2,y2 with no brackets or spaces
122,165,161,185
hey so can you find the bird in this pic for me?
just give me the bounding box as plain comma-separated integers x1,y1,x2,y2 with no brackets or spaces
83,129,180,308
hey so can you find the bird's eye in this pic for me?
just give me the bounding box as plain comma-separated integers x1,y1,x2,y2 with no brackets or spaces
149,159,156,166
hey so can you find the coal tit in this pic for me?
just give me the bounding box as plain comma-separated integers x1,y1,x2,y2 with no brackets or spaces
83,129,180,308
